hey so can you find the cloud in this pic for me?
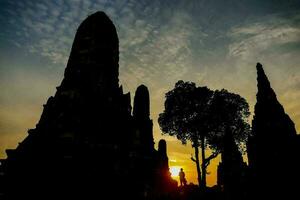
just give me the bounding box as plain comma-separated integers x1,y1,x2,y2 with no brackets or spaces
0,0,206,157
228,15,300,61
2,1,300,128
226,14,300,132
119,11,195,88
1,0,206,94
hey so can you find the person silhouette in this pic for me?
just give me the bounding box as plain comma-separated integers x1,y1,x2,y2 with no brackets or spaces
179,168,187,186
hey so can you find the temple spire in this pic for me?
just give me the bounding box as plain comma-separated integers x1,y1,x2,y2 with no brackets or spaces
62,11,119,95
133,84,154,152
256,62,276,104
253,62,296,138
133,84,150,119
248,62,298,197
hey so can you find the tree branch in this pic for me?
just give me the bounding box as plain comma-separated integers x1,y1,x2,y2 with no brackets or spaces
191,154,197,163
203,150,220,168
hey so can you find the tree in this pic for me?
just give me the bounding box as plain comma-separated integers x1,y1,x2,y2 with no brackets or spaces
208,89,250,198
158,81,251,189
207,89,250,154
158,80,213,187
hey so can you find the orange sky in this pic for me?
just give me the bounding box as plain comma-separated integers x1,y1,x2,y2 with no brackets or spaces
0,61,299,187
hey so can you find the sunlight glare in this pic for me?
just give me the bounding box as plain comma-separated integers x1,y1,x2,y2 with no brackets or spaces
169,166,181,177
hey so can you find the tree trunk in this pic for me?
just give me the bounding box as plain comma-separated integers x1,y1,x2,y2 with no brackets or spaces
200,136,207,188
194,146,202,186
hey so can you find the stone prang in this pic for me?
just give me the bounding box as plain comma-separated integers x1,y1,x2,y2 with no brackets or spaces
247,63,299,198
1,11,176,200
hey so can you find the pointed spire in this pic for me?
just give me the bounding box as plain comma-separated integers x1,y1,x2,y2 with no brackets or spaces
253,63,296,135
249,62,297,170
256,62,270,89
256,63,277,103
248,63,298,197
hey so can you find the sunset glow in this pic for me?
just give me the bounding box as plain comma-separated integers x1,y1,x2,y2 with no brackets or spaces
1,0,300,188
169,166,181,178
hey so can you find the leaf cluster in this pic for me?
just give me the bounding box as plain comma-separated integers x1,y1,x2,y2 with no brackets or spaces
158,80,250,152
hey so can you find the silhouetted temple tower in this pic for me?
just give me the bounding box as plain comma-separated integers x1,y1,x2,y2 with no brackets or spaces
155,139,177,194
2,11,176,199
62,11,119,95
133,85,154,153
252,63,297,139
217,133,247,199
157,139,169,172
247,63,298,197
133,85,150,118
3,11,132,199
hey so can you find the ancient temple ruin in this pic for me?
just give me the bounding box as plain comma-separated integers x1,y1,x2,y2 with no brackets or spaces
1,11,175,199
247,63,299,197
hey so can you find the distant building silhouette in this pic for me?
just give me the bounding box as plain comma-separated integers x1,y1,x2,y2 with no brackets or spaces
155,140,177,195
217,133,248,200
157,139,168,172
247,63,299,198
1,11,175,199
133,84,154,153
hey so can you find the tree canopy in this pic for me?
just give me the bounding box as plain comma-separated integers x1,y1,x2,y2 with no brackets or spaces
207,89,250,153
159,80,213,145
158,80,250,188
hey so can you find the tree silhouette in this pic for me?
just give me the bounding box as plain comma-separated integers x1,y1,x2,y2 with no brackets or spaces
208,89,250,198
159,81,250,189
158,80,213,188
207,89,250,154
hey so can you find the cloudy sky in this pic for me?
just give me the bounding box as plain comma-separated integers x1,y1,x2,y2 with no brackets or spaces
1,0,300,186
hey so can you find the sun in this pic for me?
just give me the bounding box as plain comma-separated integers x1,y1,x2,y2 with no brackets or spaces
169,166,181,177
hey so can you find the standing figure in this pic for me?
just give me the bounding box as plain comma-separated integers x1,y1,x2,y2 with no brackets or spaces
179,168,187,186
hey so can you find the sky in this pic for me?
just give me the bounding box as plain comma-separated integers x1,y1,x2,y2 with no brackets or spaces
1,0,300,186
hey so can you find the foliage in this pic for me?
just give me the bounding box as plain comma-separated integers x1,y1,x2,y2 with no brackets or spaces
158,80,213,147
207,89,251,153
159,81,250,150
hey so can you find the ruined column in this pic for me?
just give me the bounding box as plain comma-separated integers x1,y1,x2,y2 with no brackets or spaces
133,85,154,153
